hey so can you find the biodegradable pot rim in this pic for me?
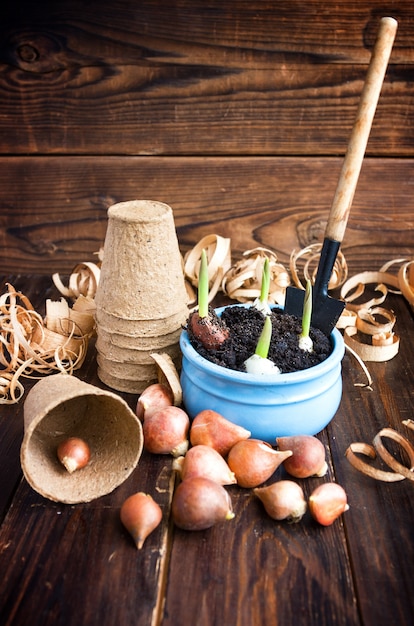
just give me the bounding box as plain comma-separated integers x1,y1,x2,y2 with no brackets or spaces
180,304,344,385
21,373,143,504
107,199,173,224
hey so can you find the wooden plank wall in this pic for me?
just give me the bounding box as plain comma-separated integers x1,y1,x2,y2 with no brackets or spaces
0,0,413,275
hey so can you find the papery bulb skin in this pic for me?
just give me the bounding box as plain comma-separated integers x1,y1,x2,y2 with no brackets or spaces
190,409,251,457
120,492,163,549
176,444,237,485
227,439,293,488
277,435,328,478
308,482,349,526
172,476,234,530
254,480,307,523
136,383,174,421
57,437,90,473
143,406,190,456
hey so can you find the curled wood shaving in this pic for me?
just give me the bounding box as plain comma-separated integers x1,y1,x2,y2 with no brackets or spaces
343,343,373,389
222,247,290,305
183,234,232,306
346,428,414,482
340,303,399,370
52,261,101,300
398,260,414,305
45,297,96,337
336,309,358,329
340,271,399,311
373,428,414,481
356,307,396,336
345,442,406,482
0,284,89,404
344,326,399,362
335,263,413,368
290,243,348,291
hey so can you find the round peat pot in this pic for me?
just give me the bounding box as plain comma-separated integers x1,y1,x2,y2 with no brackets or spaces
180,305,345,443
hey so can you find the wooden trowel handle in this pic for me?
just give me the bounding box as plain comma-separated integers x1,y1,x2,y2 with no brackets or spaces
325,16,398,243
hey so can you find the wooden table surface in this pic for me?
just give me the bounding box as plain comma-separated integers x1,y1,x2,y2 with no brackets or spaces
0,272,413,626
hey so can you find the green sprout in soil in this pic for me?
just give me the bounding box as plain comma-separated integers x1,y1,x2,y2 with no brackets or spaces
198,248,209,319
253,257,271,316
298,279,314,352
188,248,230,350
244,315,281,375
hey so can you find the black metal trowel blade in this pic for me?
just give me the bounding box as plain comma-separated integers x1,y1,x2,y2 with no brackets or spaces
284,238,345,336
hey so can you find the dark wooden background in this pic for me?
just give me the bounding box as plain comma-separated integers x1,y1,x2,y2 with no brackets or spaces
0,0,413,276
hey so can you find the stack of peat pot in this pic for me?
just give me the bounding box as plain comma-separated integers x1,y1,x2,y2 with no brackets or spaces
94,200,189,393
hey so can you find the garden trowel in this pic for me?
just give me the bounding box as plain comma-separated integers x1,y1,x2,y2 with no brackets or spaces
284,16,398,336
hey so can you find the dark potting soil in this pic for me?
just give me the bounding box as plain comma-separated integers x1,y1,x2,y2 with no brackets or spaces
187,305,332,373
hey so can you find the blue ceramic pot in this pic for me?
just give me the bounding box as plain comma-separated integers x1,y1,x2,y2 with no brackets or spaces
180,305,345,444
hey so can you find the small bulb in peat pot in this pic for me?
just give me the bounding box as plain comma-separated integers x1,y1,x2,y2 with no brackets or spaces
120,492,163,549
227,439,292,488
173,444,237,485
308,482,349,526
276,434,328,478
136,383,174,421
172,476,235,531
189,409,251,457
188,249,230,350
57,437,90,474
143,406,190,457
254,480,307,523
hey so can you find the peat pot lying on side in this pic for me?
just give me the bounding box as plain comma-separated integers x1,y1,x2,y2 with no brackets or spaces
180,305,345,444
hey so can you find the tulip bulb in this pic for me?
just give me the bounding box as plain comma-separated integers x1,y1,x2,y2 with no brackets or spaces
57,437,90,473
276,435,328,478
227,439,293,488
136,383,174,421
308,482,349,526
172,476,235,531
143,406,190,456
254,480,307,523
190,409,251,457
120,492,162,549
173,445,237,485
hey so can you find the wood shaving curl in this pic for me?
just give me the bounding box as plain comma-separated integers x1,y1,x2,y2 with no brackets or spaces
183,234,231,307
344,316,399,363
222,247,290,305
53,261,101,300
340,271,399,311
0,284,91,404
346,426,414,483
397,260,414,305
290,243,348,291
337,265,407,370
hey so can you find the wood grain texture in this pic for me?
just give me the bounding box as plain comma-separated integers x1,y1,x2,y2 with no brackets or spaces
329,294,414,626
0,1,413,156
0,2,413,624
0,156,412,275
